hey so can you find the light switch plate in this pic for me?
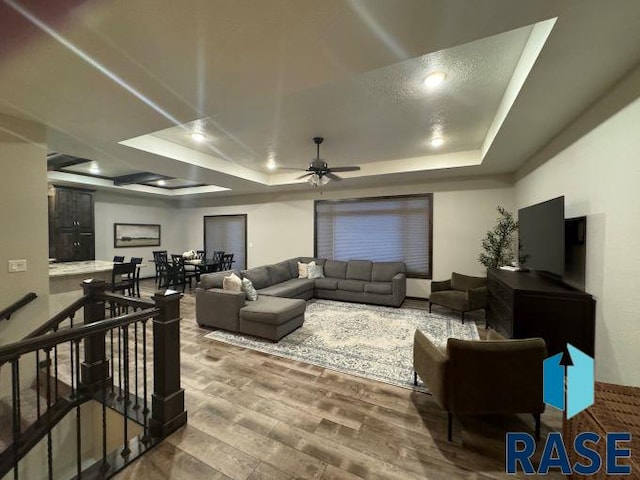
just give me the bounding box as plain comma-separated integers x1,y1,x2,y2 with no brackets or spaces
8,259,27,272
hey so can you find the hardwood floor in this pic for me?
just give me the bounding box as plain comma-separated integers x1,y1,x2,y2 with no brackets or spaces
116,281,563,480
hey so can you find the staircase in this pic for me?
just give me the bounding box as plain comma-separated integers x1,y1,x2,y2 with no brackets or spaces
0,280,187,479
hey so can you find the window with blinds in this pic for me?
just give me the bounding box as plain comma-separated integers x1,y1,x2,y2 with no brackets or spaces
314,194,433,278
203,214,247,270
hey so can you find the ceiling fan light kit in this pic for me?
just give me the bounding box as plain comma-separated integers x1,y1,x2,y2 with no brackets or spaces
296,137,361,190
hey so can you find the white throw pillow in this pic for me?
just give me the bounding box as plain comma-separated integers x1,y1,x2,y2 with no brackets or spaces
307,263,325,279
298,261,314,279
222,272,242,292
241,278,258,301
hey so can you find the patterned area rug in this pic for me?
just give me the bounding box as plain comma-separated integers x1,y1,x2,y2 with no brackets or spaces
204,299,479,392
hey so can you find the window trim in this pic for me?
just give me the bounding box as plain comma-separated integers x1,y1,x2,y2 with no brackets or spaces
313,193,433,279
202,214,248,270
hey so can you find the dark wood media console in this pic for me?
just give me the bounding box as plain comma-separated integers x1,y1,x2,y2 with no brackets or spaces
487,269,595,357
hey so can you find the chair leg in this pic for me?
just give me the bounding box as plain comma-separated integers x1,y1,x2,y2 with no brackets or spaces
428,302,432,313
448,413,453,442
533,413,541,441
461,312,465,324
413,371,418,386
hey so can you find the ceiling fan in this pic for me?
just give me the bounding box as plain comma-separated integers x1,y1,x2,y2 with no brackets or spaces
296,137,360,187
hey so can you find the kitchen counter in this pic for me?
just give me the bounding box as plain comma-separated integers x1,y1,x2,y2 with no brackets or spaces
49,260,114,318
49,260,114,278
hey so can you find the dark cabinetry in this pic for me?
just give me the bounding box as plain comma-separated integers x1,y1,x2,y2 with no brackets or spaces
487,269,595,357
49,186,95,262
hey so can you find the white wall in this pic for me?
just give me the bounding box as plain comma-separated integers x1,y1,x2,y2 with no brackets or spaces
515,96,640,387
0,128,49,347
94,192,182,278
180,179,515,297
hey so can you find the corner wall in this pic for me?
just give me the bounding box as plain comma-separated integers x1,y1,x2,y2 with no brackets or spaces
515,96,640,387
0,120,49,348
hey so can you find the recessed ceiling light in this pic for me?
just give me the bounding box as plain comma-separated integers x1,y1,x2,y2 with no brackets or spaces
423,71,446,88
191,132,205,142
157,179,166,186
89,165,100,174
431,136,444,147
266,160,277,170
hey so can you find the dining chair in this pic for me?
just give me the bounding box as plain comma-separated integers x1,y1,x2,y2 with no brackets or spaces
130,257,143,297
113,255,125,263
220,253,234,271
109,262,136,296
155,251,170,287
170,254,197,292
196,250,206,260
212,250,225,271
152,250,167,284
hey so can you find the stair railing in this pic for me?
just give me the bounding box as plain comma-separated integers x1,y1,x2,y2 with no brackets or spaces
0,293,37,322
0,279,186,480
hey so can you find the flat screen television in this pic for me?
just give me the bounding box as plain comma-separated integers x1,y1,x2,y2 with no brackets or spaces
518,196,565,278
518,197,588,290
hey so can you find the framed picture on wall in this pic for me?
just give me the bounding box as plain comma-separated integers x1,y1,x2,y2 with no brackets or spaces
114,223,161,248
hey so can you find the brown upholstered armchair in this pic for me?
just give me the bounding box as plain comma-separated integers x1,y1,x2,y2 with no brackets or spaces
428,272,487,323
413,329,546,441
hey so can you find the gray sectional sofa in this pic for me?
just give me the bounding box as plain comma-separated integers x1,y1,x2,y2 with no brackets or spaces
195,257,406,341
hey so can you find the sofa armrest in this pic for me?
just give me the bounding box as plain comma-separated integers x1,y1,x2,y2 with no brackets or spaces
413,329,448,408
391,273,406,307
195,287,245,331
467,286,488,311
430,279,451,293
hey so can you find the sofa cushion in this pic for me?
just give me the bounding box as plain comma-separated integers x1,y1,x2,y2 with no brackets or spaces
307,264,325,279
338,279,365,292
371,262,406,282
346,260,373,281
259,278,315,298
241,266,272,290
325,260,348,279
241,278,258,301
451,272,487,291
315,277,338,290
364,282,392,295
223,273,242,292
240,296,306,326
268,262,291,285
199,270,240,290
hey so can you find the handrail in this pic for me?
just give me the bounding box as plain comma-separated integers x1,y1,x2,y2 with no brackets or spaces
101,291,155,309
0,306,160,364
25,295,88,339
0,292,37,321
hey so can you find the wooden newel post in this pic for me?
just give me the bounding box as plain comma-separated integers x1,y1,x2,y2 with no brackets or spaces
150,290,187,437
81,279,111,391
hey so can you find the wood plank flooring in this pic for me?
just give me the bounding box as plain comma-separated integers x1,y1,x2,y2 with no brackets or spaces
116,282,563,480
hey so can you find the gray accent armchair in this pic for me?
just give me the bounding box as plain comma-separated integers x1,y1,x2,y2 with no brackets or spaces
428,272,488,323
413,329,546,441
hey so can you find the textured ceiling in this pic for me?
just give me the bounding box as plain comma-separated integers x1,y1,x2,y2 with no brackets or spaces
150,24,532,173
0,0,639,198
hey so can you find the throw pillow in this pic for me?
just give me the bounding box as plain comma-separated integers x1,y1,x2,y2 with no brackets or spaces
298,261,313,279
241,278,258,301
222,272,242,292
307,263,325,279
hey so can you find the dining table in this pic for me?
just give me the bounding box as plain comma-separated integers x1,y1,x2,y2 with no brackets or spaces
185,257,223,274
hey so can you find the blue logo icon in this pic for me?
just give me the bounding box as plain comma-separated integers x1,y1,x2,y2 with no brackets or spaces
543,343,594,418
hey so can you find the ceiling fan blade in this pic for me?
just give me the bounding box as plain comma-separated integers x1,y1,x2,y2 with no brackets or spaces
329,166,360,173
296,172,314,180
325,172,342,181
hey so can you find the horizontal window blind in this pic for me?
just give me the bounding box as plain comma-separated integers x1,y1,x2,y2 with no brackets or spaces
204,215,247,270
315,195,432,277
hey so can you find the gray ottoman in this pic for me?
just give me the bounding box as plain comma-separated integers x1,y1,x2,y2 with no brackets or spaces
239,295,306,341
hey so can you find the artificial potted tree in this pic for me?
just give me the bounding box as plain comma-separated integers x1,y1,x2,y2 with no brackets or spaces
479,206,527,270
